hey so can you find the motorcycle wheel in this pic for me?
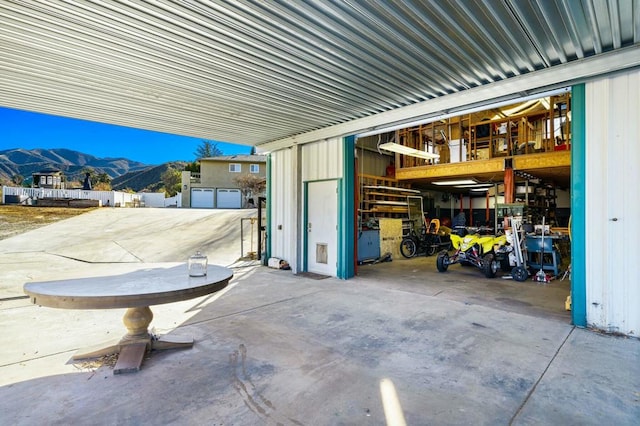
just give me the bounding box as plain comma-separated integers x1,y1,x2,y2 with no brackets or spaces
426,244,438,257
512,266,529,282
436,252,449,272
400,238,417,258
482,253,498,278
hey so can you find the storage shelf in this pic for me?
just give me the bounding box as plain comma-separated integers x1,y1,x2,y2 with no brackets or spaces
365,191,413,198
359,174,417,221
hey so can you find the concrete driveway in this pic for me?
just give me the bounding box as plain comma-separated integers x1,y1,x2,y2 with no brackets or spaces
0,208,638,425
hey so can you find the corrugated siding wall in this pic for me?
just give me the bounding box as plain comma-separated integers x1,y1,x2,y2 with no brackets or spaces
302,138,343,182
269,148,298,270
268,138,344,273
585,68,640,336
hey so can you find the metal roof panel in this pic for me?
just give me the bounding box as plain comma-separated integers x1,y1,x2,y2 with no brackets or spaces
0,0,637,146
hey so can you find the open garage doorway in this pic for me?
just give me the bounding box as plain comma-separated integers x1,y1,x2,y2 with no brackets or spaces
354,90,572,322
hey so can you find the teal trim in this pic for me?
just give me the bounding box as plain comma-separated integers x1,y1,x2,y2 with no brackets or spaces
337,181,344,277
265,154,272,265
303,181,309,272
571,84,587,327
339,136,356,278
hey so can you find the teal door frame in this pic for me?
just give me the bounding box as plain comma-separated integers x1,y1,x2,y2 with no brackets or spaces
571,84,586,327
338,135,356,279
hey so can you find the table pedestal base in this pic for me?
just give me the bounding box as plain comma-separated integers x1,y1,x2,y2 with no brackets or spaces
72,306,194,374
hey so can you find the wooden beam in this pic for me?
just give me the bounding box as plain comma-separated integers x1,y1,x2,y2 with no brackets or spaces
513,151,571,169
396,158,505,180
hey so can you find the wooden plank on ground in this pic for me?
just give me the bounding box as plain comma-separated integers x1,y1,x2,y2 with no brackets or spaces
114,343,147,374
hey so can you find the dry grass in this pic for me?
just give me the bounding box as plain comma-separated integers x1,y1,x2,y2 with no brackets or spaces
0,205,97,240
73,354,119,372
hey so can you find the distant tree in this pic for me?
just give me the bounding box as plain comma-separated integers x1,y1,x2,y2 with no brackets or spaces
0,176,11,188
161,169,182,197
184,161,201,173
93,181,112,191
78,168,111,190
96,172,111,185
11,174,24,186
233,174,266,207
194,140,222,160
94,172,112,190
250,146,256,155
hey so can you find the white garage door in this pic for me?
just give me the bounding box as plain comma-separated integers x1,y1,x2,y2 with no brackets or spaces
216,188,242,208
191,188,214,208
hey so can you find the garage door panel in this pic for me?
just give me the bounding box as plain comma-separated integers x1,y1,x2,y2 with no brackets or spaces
191,188,214,208
217,188,241,209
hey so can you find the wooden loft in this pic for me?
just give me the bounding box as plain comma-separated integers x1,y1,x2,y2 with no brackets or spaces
389,93,572,189
396,151,571,189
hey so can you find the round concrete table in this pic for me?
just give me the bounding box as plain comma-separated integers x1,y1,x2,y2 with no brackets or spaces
23,263,233,374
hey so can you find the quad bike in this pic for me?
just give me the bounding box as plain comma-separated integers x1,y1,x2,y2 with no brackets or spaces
436,231,508,278
400,219,451,258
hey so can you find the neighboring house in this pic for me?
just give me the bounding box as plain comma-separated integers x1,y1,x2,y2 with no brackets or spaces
181,155,266,209
32,169,64,189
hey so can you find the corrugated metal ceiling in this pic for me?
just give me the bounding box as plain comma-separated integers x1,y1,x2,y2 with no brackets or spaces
0,0,638,147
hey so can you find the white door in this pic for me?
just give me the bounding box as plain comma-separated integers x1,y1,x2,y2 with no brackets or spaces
191,188,214,208
216,189,241,208
307,180,338,276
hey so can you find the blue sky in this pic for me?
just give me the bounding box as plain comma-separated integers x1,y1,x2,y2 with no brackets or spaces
0,107,252,165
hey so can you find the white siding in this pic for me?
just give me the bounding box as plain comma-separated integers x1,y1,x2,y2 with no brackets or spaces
356,142,393,176
269,148,299,272
302,137,343,182
585,69,640,336
271,138,343,274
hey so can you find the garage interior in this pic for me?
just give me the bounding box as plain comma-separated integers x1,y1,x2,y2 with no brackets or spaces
355,91,572,318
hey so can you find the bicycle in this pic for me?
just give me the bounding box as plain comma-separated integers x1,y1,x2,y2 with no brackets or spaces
400,219,451,258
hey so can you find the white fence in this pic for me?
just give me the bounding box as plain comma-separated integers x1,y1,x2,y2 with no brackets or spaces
142,192,182,208
2,186,181,208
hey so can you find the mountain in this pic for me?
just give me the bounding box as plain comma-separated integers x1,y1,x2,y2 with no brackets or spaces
0,148,153,187
112,162,187,192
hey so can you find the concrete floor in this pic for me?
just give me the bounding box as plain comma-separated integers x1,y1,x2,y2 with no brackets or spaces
0,208,638,425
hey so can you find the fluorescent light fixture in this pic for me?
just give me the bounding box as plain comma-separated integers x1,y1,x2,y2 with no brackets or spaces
379,142,440,160
454,183,494,188
470,188,490,192
432,179,476,186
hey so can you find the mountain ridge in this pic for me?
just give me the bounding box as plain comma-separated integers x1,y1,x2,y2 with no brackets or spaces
0,148,176,191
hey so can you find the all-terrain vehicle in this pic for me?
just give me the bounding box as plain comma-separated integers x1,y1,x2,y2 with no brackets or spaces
436,230,508,278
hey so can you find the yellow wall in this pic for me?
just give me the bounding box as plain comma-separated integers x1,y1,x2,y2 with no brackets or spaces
199,159,265,188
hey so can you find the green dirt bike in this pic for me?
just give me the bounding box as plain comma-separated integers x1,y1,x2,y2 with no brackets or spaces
436,231,508,278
